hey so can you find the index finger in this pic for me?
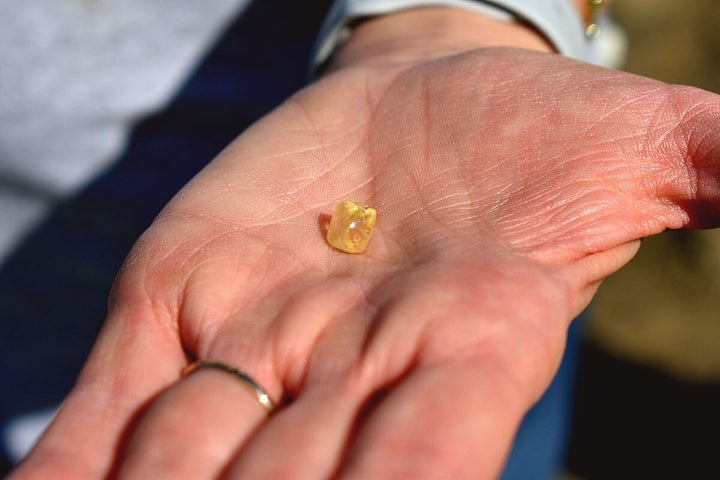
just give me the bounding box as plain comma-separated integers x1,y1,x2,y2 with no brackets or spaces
9,300,186,479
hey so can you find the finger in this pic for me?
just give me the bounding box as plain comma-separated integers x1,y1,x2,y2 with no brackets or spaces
223,380,364,479
338,359,538,480
9,303,186,479
670,88,720,228
115,365,277,480
221,302,383,479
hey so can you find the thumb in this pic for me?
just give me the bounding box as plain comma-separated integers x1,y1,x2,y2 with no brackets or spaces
660,85,720,228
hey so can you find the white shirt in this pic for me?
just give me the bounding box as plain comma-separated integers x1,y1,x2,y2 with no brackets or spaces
0,0,251,263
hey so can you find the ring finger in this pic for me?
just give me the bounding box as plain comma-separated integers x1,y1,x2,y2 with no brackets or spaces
114,358,280,480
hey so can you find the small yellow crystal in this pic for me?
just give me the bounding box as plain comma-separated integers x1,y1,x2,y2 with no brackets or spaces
326,201,377,254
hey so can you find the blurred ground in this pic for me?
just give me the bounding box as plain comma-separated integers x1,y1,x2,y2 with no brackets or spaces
591,0,720,382
564,1,720,478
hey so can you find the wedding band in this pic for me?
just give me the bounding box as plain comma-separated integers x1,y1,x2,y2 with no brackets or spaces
181,360,275,413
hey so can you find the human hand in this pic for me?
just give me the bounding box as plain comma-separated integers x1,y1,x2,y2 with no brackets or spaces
12,8,720,480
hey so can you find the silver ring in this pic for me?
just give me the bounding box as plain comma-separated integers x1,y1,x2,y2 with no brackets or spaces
181,360,275,413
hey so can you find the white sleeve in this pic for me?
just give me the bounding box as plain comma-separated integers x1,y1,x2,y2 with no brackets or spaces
311,0,592,74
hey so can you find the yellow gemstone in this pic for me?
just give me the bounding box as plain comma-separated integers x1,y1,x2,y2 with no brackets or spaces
326,201,377,254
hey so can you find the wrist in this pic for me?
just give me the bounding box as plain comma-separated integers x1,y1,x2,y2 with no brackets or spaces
329,7,554,72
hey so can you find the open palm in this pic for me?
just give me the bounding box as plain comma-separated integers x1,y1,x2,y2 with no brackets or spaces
13,48,720,479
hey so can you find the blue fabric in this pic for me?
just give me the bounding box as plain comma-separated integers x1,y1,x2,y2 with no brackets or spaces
501,315,584,480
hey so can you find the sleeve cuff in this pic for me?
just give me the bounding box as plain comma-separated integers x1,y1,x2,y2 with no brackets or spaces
310,0,592,77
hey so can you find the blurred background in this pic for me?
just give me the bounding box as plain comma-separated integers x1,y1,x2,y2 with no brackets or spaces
564,1,720,478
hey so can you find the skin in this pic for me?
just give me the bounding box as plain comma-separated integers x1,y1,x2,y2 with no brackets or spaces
10,5,720,479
